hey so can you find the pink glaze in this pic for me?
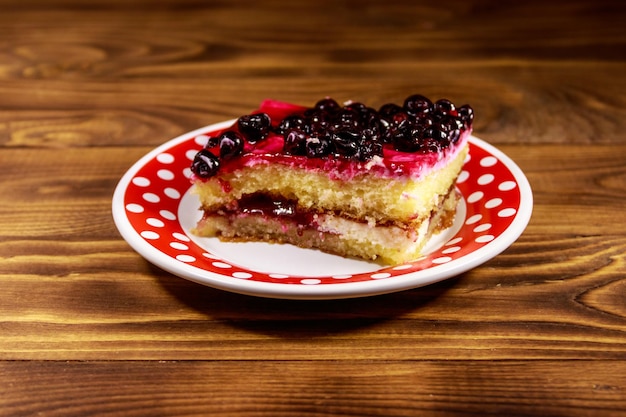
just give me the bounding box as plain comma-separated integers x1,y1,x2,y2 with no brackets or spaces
196,99,471,182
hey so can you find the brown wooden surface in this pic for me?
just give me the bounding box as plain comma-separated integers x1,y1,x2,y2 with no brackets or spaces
1,1,625,416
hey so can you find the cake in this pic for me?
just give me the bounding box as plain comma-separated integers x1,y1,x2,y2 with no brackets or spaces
189,95,473,264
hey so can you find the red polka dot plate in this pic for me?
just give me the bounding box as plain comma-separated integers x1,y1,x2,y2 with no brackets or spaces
112,121,532,299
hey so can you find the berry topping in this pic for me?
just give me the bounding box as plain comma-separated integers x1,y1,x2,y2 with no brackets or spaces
275,114,306,135
404,94,433,116
237,113,271,143
314,97,340,113
218,130,244,160
191,149,220,178
283,129,307,155
457,104,474,126
190,94,473,178
433,99,456,117
305,136,332,158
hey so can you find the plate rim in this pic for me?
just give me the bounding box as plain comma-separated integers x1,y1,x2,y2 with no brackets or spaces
112,122,533,300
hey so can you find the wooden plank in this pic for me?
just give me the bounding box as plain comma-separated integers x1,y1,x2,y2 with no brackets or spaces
1,360,625,417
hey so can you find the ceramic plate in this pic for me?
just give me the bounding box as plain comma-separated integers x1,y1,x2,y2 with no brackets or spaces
112,120,532,299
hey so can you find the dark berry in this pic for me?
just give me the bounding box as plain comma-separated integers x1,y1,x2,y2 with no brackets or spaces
218,130,244,160
305,109,332,134
205,135,220,148
314,97,340,113
436,116,462,143
358,139,383,161
391,110,411,128
392,126,420,152
333,108,361,131
283,129,307,155
378,103,403,118
331,129,360,158
276,114,306,135
344,101,367,114
305,136,332,158
420,137,442,153
404,94,433,116
433,99,456,118
424,127,450,147
191,149,220,178
457,104,474,127
237,113,271,143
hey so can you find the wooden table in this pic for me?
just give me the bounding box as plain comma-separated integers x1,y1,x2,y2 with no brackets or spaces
1,1,625,415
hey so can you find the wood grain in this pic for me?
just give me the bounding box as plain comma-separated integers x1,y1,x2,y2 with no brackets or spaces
0,0,625,415
1,361,625,417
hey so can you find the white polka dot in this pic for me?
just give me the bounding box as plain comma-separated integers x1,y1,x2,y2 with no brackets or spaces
498,208,517,217
269,274,289,279
126,203,144,213
140,231,160,240
301,279,321,285
157,169,175,181
465,214,482,225
212,262,232,269
485,198,503,209
473,223,492,233
170,242,189,250
475,235,495,243
146,218,165,228
457,170,470,184
203,252,220,260
464,153,471,163
157,153,175,164
442,246,461,254
172,232,190,241
478,174,495,185
480,156,498,167
499,181,517,191
160,210,177,221
142,193,160,203
392,264,413,271
445,237,463,246
176,254,196,263
467,191,484,203
432,256,452,264
132,177,150,187
186,150,197,162
194,135,210,147
233,272,252,279
371,273,391,279
183,168,193,178
164,188,181,199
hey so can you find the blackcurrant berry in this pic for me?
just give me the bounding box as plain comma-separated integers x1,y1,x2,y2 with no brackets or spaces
191,149,220,178
218,130,244,160
331,130,360,158
457,104,474,127
434,99,456,117
357,139,383,161
404,94,433,116
314,97,340,113
305,136,332,158
237,113,271,143
393,126,420,152
378,103,403,119
276,114,306,135
283,129,307,155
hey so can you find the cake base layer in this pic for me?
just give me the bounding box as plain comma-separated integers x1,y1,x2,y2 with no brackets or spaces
194,187,459,265
193,143,468,224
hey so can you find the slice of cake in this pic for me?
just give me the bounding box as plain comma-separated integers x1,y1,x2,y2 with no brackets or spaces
189,94,473,264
